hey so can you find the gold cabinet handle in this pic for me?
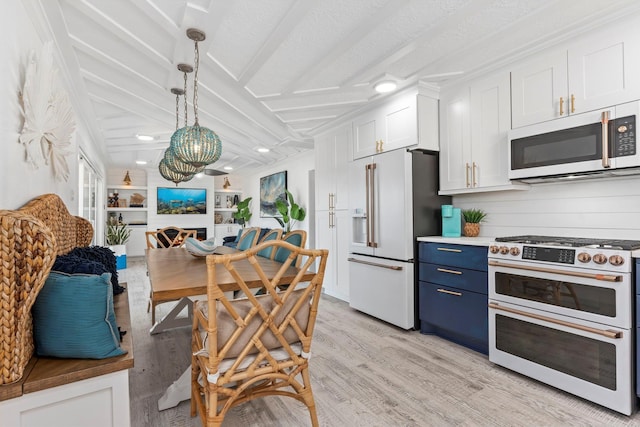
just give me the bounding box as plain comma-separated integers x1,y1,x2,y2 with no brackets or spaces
437,288,462,297
559,96,564,116
472,162,477,187
465,163,471,187
437,268,462,275
570,94,575,113
379,139,383,152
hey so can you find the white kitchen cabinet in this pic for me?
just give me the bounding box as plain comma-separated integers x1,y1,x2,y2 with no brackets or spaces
315,123,350,211
511,27,640,128
440,73,524,194
315,209,349,302
214,224,241,246
314,123,351,301
127,225,147,257
352,88,438,160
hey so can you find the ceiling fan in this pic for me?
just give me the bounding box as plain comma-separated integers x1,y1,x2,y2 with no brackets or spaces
203,168,228,176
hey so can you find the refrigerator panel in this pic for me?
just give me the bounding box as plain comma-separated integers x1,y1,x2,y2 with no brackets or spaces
372,150,413,260
348,254,414,329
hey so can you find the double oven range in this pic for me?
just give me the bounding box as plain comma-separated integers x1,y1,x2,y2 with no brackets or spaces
488,235,639,415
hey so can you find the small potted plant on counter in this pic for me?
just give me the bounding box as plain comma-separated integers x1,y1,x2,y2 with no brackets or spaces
461,208,487,237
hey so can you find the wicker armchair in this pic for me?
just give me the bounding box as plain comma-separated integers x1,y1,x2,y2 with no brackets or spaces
0,194,92,385
190,240,328,426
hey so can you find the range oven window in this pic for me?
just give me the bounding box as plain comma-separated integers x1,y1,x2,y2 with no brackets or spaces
495,315,616,390
494,272,616,317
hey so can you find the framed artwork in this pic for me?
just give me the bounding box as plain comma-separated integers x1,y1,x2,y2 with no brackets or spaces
260,171,287,217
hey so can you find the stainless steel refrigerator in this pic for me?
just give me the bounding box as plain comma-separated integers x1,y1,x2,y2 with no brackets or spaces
348,149,449,329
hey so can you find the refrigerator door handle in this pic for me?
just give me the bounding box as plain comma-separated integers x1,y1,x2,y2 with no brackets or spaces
348,257,403,270
365,163,378,248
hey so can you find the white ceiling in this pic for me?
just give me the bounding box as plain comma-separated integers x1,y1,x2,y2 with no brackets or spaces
29,0,640,173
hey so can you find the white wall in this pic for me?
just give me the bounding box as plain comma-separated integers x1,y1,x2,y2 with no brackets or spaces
0,0,105,212
452,176,640,240
240,151,315,235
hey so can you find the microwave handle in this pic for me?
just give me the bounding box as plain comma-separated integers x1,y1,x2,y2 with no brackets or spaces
602,110,610,168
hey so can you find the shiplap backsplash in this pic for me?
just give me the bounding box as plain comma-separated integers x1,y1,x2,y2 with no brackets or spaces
451,175,640,240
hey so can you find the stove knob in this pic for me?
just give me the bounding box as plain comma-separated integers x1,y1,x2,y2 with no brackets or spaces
509,247,520,256
593,253,607,265
489,245,500,254
577,252,591,263
609,255,625,266
499,246,509,255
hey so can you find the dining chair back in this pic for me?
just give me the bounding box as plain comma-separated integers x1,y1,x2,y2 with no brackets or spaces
145,226,197,249
235,227,260,251
191,240,328,427
273,230,307,267
145,226,197,324
256,228,283,259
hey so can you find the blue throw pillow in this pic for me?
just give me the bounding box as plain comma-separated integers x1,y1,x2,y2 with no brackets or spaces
32,272,126,359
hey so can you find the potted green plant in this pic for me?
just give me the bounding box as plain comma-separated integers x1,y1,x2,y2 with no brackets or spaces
232,197,252,228
274,189,306,233
461,208,487,237
105,222,131,269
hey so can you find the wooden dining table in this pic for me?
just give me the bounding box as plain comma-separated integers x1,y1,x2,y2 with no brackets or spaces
146,245,312,334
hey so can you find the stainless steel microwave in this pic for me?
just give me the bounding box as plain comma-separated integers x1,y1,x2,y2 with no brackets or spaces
508,101,640,182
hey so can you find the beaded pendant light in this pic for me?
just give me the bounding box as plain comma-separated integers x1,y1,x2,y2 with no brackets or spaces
164,71,204,177
159,157,192,186
171,28,222,168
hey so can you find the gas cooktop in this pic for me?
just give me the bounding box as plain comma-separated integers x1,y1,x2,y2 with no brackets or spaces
495,235,640,251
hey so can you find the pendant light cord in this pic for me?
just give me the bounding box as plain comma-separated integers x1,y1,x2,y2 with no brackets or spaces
183,70,188,126
193,39,200,126
175,92,179,131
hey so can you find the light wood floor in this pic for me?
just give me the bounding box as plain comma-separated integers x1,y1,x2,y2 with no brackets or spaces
121,257,640,426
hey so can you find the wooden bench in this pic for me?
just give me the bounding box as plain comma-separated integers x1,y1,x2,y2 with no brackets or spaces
0,286,134,427
0,193,134,427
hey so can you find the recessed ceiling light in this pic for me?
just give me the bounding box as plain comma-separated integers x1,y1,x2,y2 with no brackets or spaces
136,134,154,141
223,166,233,170
135,160,147,165
195,172,204,178
257,147,270,153
374,80,397,93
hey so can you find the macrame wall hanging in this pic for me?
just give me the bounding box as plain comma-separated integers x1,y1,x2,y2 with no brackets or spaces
19,41,76,182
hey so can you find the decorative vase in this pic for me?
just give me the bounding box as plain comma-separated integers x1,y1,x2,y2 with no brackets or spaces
464,223,480,237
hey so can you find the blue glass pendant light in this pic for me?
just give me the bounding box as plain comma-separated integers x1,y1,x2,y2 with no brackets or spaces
171,28,222,168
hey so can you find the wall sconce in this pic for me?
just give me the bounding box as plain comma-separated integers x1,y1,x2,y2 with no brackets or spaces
123,170,132,185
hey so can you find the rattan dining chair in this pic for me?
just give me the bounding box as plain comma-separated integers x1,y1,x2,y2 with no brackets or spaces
191,240,328,427
235,226,260,251
256,228,283,259
145,226,197,324
145,226,197,249
274,230,307,267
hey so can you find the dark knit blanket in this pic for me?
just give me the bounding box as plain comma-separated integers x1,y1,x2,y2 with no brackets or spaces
67,246,125,295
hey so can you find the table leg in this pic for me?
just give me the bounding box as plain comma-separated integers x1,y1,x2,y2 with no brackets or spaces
149,297,193,335
158,367,191,410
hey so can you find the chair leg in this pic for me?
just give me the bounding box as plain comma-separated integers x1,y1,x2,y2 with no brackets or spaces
300,368,319,427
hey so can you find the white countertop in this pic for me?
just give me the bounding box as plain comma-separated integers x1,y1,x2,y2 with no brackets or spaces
417,236,495,247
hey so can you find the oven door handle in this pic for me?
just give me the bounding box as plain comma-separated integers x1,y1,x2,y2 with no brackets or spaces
488,260,622,282
488,302,623,339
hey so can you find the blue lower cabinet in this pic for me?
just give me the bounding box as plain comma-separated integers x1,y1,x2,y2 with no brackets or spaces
419,281,488,354
636,259,639,398
417,242,488,355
